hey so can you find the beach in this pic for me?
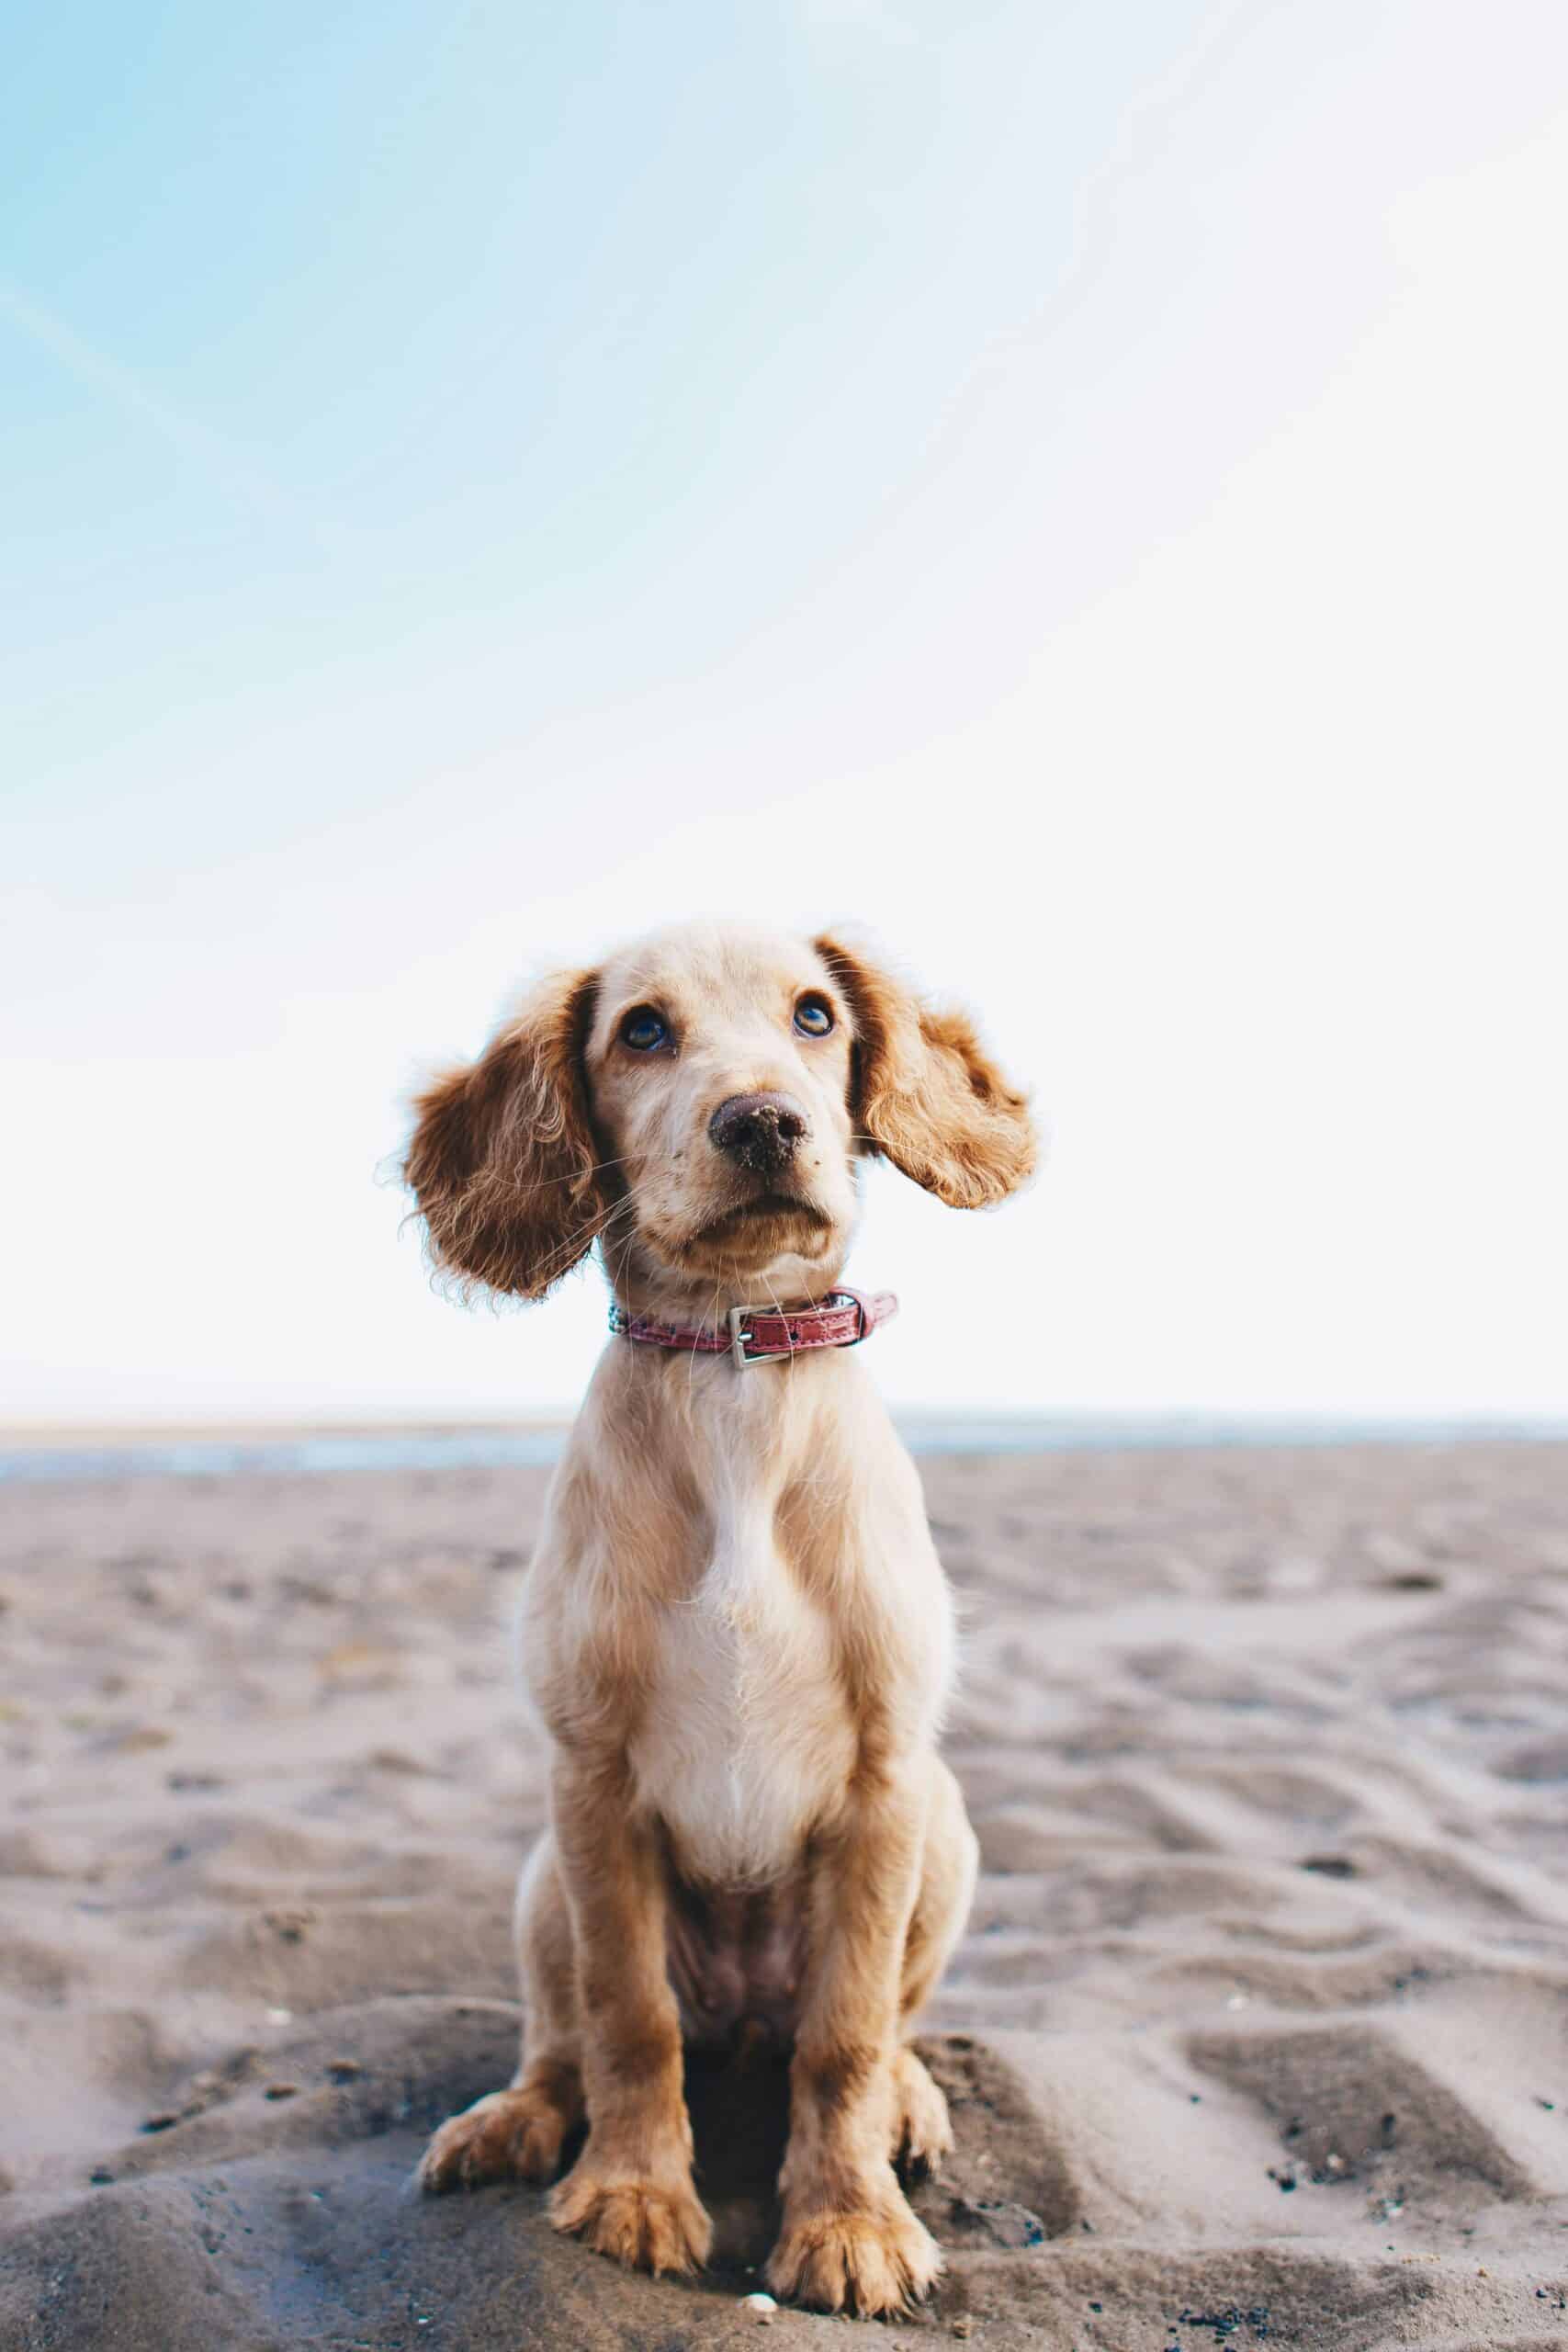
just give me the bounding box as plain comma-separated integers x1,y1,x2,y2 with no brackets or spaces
3,1438,1566,2349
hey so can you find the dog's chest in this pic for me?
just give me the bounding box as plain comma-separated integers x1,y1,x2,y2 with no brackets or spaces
629,1515,854,1887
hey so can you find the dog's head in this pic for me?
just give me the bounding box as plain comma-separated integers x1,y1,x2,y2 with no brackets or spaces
404,922,1036,1312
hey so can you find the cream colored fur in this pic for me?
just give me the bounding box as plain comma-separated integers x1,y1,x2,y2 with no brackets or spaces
406,922,1035,2315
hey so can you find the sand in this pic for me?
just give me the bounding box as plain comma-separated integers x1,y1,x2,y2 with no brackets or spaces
2,1440,1566,2350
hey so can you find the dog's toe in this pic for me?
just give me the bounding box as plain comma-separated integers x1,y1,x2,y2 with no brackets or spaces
767,2191,941,2316
893,2046,954,2178
549,2166,713,2276
418,2085,570,2193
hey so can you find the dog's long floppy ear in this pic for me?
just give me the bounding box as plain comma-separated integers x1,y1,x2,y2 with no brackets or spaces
814,934,1037,1208
403,969,605,1300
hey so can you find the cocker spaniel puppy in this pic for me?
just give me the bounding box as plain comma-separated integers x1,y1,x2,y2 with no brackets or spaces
406,922,1035,2316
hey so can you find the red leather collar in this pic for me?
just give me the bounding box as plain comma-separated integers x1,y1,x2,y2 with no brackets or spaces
609,1287,897,1371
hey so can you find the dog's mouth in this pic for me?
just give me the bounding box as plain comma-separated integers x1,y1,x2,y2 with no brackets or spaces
689,1193,834,1249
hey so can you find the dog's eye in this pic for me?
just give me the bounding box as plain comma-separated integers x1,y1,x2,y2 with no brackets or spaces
793,995,834,1038
619,1006,669,1052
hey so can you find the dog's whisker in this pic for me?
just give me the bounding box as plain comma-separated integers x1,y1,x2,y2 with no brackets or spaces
520,1190,643,1294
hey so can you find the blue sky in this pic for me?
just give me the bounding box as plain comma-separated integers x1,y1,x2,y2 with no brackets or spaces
4,2,1565,1421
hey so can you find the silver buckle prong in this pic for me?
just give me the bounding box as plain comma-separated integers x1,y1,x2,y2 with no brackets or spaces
728,1304,786,1370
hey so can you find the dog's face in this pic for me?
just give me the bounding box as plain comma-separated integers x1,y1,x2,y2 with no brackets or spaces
586,926,861,1296
405,921,1036,1312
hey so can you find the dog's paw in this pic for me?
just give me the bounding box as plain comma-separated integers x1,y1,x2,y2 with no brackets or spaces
549,2163,713,2276
418,2084,571,2192
892,2046,953,2179
766,2189,942,2316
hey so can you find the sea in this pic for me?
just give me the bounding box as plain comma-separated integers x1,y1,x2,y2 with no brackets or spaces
1,1418,1562,1485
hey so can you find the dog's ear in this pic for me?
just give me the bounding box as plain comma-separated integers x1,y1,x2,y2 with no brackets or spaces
404,969,605,1300
814,934,1037,1208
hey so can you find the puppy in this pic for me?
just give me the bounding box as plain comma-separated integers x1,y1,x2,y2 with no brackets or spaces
406,922,1035,2315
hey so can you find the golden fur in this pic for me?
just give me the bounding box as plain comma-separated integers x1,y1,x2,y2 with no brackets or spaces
406,922,1035,2314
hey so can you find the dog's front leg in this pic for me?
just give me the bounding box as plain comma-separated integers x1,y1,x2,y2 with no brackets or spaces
767,1774,941,2315
547,1756,712,2276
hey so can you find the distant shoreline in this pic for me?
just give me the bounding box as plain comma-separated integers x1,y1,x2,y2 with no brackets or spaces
0,1419,575,1450
2,1414,1564,1485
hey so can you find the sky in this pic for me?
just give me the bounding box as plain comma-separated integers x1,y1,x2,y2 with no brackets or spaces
3,0,1565,1426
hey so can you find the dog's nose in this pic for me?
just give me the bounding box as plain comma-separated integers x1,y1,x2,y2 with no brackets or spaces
708,1091,809,1173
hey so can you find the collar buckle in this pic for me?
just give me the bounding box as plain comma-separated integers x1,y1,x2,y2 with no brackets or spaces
728,1304,788,1370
